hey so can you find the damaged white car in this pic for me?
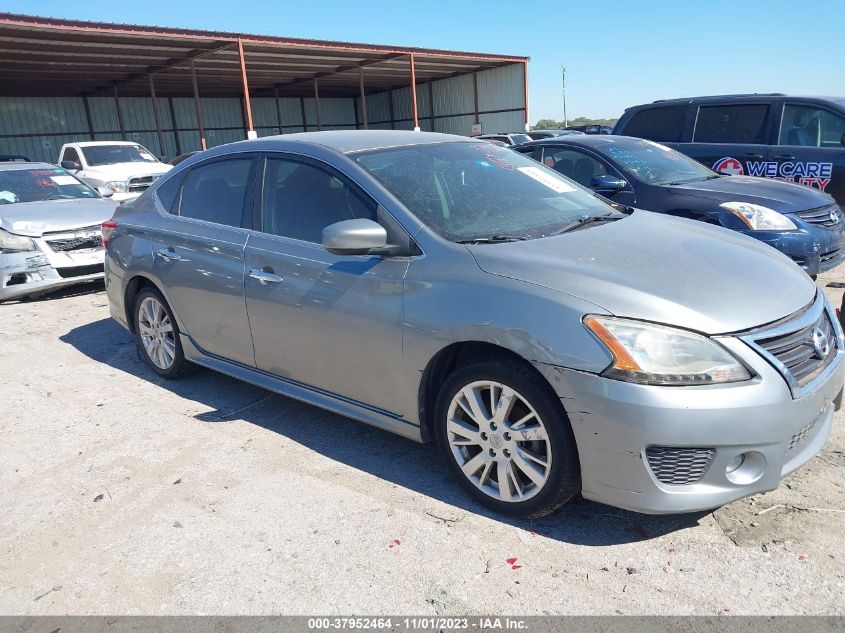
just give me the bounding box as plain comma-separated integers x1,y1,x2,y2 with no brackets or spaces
0,162,117,301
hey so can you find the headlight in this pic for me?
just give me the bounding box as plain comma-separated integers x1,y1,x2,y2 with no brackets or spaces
584,316,751,385
0,227,36,253
104,181,129,193
719,201,797,231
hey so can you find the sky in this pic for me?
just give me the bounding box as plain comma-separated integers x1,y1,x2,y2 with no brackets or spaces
2,0,844,123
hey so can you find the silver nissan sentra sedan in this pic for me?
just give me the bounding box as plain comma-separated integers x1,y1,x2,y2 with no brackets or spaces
103,131,845,517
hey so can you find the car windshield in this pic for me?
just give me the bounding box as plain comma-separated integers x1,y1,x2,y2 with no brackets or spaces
82,144,159,166
603,139,716,185
0,168,99,203
355,141,615,242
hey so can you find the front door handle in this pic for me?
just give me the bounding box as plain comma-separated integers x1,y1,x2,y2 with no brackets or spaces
743,152,764,159
773,154,796,160
155,247,181,262
249,268,283,285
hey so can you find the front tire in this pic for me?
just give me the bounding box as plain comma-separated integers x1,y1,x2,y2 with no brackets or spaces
133,287,191,379
434,355,581,518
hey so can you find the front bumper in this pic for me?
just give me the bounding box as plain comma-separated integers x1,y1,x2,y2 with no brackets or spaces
749,223,845,276
536,331,845,514
0,248,104,301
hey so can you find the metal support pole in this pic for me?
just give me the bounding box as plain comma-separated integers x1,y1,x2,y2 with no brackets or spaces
82,95,96,141
113,86,126,140
274,87,284,135
388,90,395,130
522,61,530,132
168,97,182,155
149,75,167,159
313,78,322,131
238,38,255,138
428,81,435,132
358,67,368,129
409,53,419,131
300,97,307,131
472,72,480,124
190,60,207,150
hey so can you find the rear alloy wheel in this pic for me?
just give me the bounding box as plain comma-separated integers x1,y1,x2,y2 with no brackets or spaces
133,288,190,378
435,356,581,518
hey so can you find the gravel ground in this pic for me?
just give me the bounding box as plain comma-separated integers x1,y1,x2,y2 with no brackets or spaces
1,268,844,616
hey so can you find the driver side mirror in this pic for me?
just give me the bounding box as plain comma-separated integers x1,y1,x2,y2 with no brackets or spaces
590,174,627,192
322,219,389,256
97,186,114,198
61,160,81,171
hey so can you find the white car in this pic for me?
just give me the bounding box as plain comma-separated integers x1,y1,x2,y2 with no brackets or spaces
58,141,172,202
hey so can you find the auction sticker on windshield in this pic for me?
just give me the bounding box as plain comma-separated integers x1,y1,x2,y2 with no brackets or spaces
518,166,576,193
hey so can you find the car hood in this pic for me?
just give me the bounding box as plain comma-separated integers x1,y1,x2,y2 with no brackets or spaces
0,198,118,236
84,162,172,178
668,175,834,213
468,211,816,335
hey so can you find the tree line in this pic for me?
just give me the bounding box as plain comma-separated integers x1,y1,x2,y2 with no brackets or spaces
533,116,618,129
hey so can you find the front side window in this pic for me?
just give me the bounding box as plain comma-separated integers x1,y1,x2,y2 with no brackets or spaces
62,147,81,164
262,157,377,243
178,157,253,227
81,144,159,166
541,147,608,187
778,104,845,148
693,104,769,144
621,105,687,142
0,167,99,204
355,141,614,242
602,139,716,186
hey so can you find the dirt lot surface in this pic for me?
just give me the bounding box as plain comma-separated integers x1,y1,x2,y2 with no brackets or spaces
1,269,844,616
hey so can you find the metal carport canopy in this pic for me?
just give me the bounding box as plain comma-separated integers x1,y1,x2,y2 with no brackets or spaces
0,13,528,99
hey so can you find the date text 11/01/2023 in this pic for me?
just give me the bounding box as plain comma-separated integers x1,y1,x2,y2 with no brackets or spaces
306,617,529,630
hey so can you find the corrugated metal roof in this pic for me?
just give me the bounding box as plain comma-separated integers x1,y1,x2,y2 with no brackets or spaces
0,13,528,98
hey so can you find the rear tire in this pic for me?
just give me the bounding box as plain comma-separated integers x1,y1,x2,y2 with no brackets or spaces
434,355,581,518
133,287,191,379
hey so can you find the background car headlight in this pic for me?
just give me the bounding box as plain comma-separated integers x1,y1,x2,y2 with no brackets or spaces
584,316,751,385
104,181,129,193
719,201,797,231
0,227,36,253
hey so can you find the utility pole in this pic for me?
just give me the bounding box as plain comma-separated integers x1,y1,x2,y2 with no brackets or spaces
562,65,568,127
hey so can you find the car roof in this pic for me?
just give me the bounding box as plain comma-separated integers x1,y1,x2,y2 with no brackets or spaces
625,94,845,110
0,161,59,171
71,141,142,147
218,130,479,155
517,134,656,151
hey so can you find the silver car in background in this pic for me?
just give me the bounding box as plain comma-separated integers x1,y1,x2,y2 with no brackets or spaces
104,131,844,517
1,162,117,301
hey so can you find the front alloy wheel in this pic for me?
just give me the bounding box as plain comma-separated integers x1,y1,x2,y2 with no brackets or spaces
447,381,552,502
435,356,581,518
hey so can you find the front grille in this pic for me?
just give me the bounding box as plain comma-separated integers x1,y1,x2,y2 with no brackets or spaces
128,175,159,193
754,308,836,386
645,446,715,485
789,419,817,452
796,204,842,228
47,235,103,252
56,264,104,278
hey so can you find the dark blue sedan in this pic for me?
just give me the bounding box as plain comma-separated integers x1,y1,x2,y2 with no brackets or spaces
514,135,845,276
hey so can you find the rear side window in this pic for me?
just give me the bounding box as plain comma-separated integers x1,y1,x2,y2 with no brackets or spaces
178,157,254,227
693,104,768,144
620,105,686,142
155,172,184,213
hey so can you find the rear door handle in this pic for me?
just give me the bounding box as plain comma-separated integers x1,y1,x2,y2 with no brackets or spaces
249,268,283,285
155,247,181,262
773,154,796,160
743,152,764,159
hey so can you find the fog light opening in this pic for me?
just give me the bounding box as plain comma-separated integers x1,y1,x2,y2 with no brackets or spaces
725,454,745,474
725,451,766,485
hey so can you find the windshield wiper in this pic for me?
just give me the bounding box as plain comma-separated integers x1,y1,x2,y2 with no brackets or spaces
547,213,619,236
456,234,532,244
